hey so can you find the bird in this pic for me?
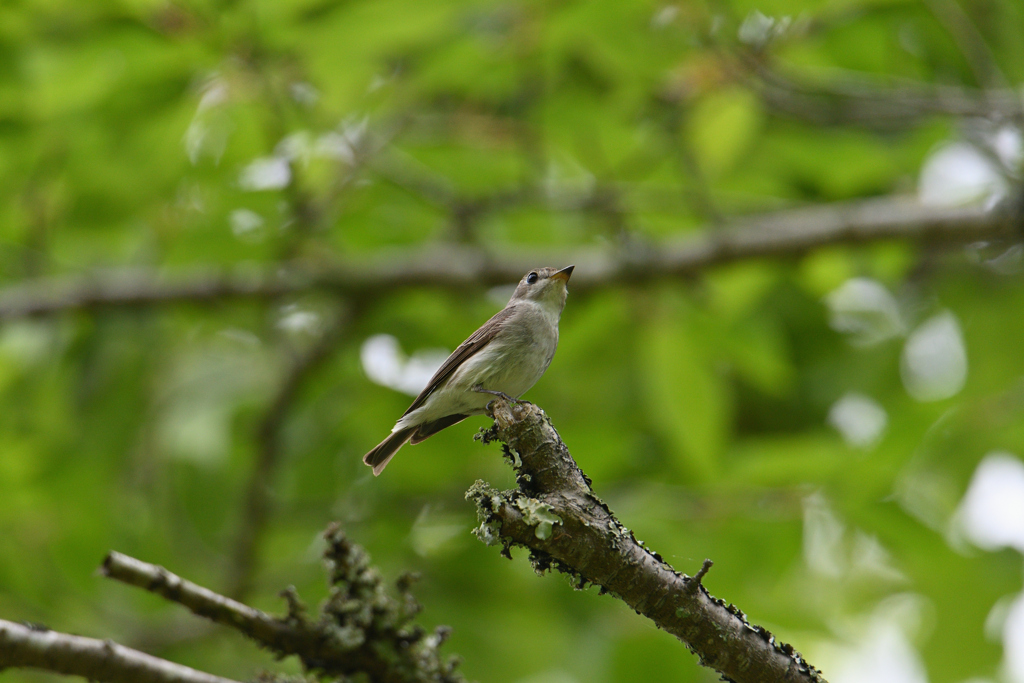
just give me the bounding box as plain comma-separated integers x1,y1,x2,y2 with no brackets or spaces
363,265,574,475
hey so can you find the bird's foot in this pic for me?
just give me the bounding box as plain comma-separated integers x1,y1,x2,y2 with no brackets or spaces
472,385,518,404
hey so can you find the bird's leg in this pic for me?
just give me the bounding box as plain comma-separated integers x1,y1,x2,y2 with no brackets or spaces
472,385,519,404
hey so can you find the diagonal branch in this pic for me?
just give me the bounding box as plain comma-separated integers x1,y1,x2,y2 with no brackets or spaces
100,528,465,683
0,195,1018,321
922,0,1008,90
467,399,826,683
100,552,297,648
750,65,1023,128
0,619,242,683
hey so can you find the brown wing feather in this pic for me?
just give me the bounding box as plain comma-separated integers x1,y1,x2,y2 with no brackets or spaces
410,414,469,443
401,306,514,417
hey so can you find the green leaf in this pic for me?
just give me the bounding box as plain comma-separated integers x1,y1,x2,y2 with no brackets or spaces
687,87,764,178
640,297,730,482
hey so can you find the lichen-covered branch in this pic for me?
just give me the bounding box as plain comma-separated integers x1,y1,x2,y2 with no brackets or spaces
101,525,464,683
0,619,242,683
467,399,826,683
0,195,1018,320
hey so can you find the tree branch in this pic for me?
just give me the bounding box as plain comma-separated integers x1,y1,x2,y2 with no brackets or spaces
0,195,1018,321
750,65,1023,128
101,526,465,683
467,399,826,683
0,619,242,683
922,0,1008,90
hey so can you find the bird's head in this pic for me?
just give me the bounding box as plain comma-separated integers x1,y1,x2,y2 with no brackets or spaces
510,265,574,311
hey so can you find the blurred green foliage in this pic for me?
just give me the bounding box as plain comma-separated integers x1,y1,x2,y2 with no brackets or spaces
1,0,1024,681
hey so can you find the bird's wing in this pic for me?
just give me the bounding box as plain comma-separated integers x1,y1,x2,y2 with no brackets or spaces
401,305,514,417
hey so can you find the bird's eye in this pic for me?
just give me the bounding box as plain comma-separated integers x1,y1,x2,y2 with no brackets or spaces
526,272,538,284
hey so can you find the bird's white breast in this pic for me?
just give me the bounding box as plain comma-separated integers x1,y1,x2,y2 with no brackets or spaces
455,301,558,397
398,300,560,427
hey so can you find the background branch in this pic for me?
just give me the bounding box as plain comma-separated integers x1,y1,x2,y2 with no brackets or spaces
467,399,826,683
922,0,1008,90
0,195,1017,320
0,619,242,683
226,309,351,601
101,526,465,683
750,65,1024,128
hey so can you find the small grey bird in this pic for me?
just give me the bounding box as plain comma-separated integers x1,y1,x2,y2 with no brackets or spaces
363,265,574,475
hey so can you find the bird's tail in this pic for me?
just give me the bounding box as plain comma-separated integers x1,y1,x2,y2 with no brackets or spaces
363,427,414,476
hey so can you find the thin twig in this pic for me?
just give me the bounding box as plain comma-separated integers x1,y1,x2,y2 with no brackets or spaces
750,64,1023,128
922,0,1008,90
0,619,242,683
690,559,714,589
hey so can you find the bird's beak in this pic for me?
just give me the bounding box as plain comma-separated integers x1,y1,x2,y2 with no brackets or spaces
551,265,574,282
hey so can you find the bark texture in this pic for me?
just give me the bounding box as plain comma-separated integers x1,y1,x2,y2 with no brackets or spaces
468,399,828,683
0,619,242,683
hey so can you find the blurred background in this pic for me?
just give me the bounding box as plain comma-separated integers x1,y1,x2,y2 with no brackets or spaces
2,0,1024,681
